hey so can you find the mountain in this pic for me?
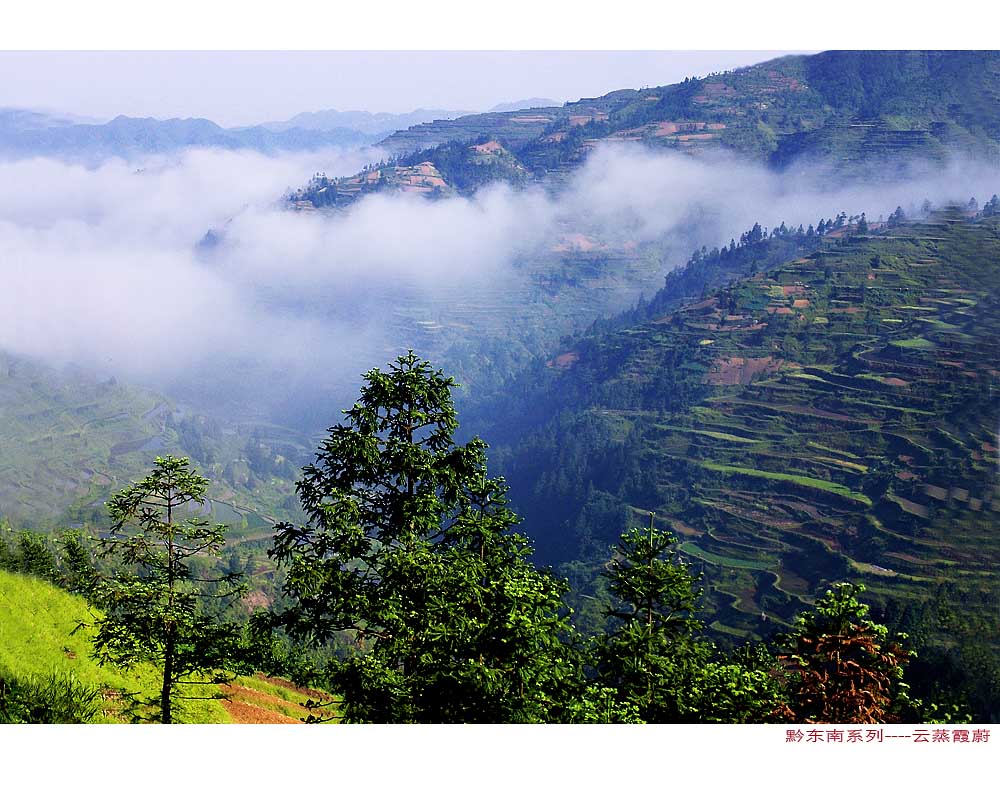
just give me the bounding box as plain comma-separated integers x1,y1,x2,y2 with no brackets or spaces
470,205,1000,648
0,113,378,162
290,50,1000,210
0,107,99,133
261,107,472,136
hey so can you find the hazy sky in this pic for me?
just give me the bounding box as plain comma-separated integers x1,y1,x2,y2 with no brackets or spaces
0,51,808,127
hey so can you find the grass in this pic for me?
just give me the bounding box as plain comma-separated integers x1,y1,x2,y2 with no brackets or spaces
698,462,873,506
656,425,760,443
678,541,773,571
0,569,228,723
0,569,336,724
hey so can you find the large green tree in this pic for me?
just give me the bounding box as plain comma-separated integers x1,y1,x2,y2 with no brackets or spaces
270,352,584,723
90,455,244,723
595,513,786,722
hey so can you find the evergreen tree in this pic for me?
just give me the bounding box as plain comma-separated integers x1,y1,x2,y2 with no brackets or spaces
593,514,787,722
270,352,583,723
593,513,703,720
89,456,245,723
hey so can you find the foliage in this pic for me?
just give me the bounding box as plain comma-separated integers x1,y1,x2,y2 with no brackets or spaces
271,352,584,723
777,583,912,723
0,666,99,724
593,513,787,721
89,455,246,723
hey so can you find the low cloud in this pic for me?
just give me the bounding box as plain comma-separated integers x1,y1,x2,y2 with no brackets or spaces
0,142,996,428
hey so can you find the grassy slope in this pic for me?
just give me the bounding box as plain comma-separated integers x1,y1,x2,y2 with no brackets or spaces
0,568,228,723
0,568,331,723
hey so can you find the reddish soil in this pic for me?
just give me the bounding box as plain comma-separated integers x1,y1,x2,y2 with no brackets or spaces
675,133,717,142
551,233,602,253
569,113,608,126
222,698,300,725
242,590,272,610
547,351,580,369
470,140,503,154
706,356,783,386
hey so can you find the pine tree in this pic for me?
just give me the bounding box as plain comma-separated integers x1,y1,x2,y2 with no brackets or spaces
90,456,245,723
270,352,583,723
777,583,912,723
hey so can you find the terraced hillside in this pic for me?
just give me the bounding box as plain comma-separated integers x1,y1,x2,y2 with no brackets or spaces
486,210,1000,644
0,351,304,531
291,51,1000,210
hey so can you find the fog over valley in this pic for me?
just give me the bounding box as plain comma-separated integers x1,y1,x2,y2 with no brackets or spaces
1,141,997,430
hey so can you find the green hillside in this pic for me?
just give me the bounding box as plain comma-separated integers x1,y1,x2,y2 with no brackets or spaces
0,351,303,533
291,50,1000,210
0,568,227,722
483,209,1000,645
0,568,329,723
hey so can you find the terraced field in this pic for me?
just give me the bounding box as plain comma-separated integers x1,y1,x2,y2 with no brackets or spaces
649,215,998,634
496,211,1000,644
0,351,301,533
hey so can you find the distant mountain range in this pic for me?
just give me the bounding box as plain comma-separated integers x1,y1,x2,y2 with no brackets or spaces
0,99,565,163
258,107,473,136
0,111,380,162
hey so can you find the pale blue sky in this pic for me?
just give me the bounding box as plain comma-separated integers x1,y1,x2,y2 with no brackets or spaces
0,51,809,127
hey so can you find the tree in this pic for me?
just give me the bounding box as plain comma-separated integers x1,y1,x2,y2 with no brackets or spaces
593,514,787,722
593,513,703,720
270,352,583,723
90,456,245,723
777,582,912,723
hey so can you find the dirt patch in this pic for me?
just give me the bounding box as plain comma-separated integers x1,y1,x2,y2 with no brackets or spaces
470,140,503,154
547,351,580,369
242,589,272,610
706,356,783,386
222,698,300,725
551,233,603,253
220,682,314,724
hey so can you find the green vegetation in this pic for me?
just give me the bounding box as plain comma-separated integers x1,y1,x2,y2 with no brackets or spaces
699,462,873,506
270,353,584,723
90,456,246,723
0,567,227,723
2,345,987,722
477,209,1000,689
292,51,1000,211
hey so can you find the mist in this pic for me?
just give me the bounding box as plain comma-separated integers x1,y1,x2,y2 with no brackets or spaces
1,141,996,430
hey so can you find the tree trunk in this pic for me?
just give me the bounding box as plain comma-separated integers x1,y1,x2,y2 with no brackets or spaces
161,629,174,724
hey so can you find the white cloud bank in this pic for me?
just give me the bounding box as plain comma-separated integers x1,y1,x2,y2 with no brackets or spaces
0,143,996,425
